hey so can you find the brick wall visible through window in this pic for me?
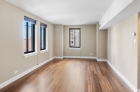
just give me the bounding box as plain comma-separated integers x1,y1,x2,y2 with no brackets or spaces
24,16,36,54
40,23,47,50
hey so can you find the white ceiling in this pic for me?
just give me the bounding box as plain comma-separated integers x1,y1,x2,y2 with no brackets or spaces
6,0,114,25
100,0,140,29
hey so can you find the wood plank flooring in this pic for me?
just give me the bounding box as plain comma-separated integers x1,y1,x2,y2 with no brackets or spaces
1,58,133,92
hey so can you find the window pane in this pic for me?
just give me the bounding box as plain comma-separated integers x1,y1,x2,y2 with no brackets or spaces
42,29,44,49
41,27,45,49
74,31,80,47
69,28,81,48
40,28,42,49
28,22,31,27
40,26,46,50
70,30,74,47
24,25,27,52
28,26,33,51
24,17,36,54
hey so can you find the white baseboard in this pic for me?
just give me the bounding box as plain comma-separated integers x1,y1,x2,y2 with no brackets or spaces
0,57,54,89
106,61,138,92
53,57,63,59
63,56,108,62
97,59,108,62
63,56,96,59
54,56,108,62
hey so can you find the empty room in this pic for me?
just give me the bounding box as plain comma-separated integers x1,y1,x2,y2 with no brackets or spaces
1,0,140,92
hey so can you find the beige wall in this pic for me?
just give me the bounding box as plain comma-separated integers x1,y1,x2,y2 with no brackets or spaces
96,24,98,57
108,14,138,88
54,25,63,57
63,25,96,57
96,23,107,59
0,0,54,83
138,13,140,89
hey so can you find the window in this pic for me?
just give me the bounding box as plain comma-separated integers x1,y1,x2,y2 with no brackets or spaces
40,23,47,50
24,16,36,54
69,28,81,48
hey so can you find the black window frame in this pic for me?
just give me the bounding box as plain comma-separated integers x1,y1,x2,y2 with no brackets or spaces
40,23,47,50
24,16,36,54
69,28,81,48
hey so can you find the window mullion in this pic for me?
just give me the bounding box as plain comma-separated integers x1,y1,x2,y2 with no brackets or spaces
69,28,81,48
26,22,29,52
40,27,42,50
44,27,46,49
74,30,75,48
80,31,81,48
31,24,33,52
33,24,35,52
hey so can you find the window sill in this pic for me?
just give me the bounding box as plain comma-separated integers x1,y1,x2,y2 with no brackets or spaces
24,52,38,58
40,49,48,53
68,47,81,50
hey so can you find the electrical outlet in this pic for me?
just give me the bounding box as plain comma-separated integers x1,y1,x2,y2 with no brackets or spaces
90,53,92,55
134,39,136,44
14,71,18,74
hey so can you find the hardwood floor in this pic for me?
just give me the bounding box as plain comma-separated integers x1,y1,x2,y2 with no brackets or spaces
1,58,133,92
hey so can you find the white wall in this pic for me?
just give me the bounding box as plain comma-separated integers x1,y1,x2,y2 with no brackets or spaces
99,0,133,29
